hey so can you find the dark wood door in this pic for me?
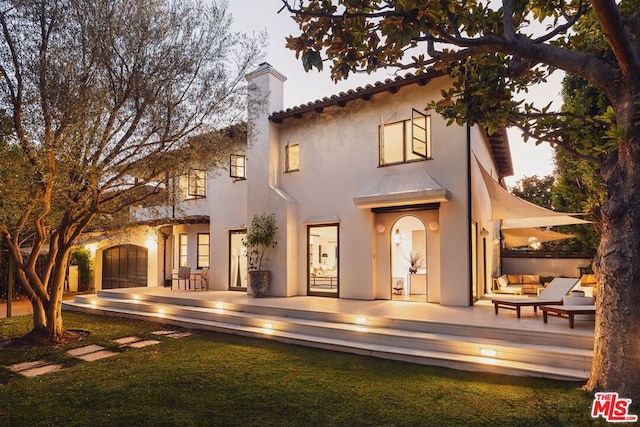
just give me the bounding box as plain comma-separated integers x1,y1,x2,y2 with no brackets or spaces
102,245,148,289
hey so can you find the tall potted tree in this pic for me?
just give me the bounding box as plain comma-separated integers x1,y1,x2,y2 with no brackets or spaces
244,213,278,297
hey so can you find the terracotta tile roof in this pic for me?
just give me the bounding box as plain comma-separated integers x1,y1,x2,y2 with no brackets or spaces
270,69,444,123
85,215,210,235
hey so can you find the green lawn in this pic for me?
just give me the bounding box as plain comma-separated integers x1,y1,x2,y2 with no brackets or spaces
0,312,613,426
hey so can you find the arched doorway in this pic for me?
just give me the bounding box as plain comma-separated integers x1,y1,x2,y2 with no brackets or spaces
102,245,148,289
390,216,427,301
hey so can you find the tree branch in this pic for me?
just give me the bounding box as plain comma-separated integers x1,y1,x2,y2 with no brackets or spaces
591,0,640,77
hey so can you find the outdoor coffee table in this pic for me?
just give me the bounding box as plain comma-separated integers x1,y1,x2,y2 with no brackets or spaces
540,305,596,329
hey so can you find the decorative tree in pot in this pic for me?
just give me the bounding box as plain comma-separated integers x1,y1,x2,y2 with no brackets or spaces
244,213,278,297
406,251,424,274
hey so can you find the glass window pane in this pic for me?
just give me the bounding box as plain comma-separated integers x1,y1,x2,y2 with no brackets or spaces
230,231,248,289
308,225,339,296
381,122,404,165
410,109,429,159
230,154,246,179
197,233,209,269
406,121,423,161
286,144,299,171
179,234,188,267
188,169,206,198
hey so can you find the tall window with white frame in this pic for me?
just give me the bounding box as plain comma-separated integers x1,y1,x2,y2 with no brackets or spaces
285,142,300,172
379,109,431,166
178,233,188,267
197,233,210,269
230,154,246,180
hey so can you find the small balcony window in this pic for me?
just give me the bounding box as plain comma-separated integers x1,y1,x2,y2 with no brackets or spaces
285,142,299,172
230,154,246,180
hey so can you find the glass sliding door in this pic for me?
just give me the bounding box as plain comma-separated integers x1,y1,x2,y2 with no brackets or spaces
229,230,248,290
308,224,339,297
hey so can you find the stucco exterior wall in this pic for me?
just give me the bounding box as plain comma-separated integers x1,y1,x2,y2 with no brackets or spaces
257,71,475,304
88,228,161,291
470,127,503,295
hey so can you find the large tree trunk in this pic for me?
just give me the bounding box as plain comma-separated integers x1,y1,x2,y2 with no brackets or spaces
23,278,66,341
586,129,640,402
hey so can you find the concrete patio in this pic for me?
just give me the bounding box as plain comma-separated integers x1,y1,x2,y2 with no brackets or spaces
62,287,595,381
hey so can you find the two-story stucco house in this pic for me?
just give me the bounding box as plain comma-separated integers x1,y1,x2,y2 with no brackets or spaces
82,62,518,307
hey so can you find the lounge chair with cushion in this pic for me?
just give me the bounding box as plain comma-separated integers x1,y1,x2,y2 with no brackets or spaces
492,277,580,318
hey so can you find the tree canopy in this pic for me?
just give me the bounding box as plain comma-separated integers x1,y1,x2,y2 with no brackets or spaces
0,0,264,341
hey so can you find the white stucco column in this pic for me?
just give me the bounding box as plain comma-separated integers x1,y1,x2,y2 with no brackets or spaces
245,63,299,296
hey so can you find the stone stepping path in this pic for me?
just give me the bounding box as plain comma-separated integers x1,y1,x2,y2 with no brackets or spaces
113,335,160,348
4,330,191,379
67,344,118,362
152,330,192,339
7,360,63,377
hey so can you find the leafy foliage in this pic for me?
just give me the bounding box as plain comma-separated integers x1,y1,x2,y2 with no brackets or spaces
281,0,635,159
509,174,599,256
69,248,92,292
244,213,278,271
511,175,555,210
0,0,264,340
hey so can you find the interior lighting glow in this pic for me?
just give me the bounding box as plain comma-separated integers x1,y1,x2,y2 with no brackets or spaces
85,244,97,255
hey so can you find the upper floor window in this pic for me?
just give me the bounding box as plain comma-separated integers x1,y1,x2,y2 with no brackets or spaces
230,154,246,180
285,142,300,172
379,109,431,166
187,169,207,198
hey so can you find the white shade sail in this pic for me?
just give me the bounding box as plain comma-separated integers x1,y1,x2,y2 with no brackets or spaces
502,227,575,248
476,159,590,229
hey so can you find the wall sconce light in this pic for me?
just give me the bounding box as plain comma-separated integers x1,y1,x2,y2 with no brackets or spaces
376,224,386,234
480,228,490,238
428,222,439,232
85,243,97,256
144,237,157,250
392,229,403,246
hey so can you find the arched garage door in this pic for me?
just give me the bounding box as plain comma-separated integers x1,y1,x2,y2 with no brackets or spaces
102,245,148,289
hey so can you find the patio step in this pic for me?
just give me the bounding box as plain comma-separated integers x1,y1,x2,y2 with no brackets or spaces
63,293,592,381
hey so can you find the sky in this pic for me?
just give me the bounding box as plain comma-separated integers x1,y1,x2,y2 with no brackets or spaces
227,0,559,188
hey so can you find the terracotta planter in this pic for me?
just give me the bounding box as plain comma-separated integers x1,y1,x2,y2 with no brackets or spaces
249,270,270,297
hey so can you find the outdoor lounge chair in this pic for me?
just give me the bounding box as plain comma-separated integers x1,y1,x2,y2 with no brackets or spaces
491,277,580,318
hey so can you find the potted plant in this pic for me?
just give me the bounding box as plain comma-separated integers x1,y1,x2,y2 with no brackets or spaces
243,213,278,297
406,251,424,274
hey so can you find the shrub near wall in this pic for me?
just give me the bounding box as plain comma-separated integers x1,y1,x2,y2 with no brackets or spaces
70,248,93,292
